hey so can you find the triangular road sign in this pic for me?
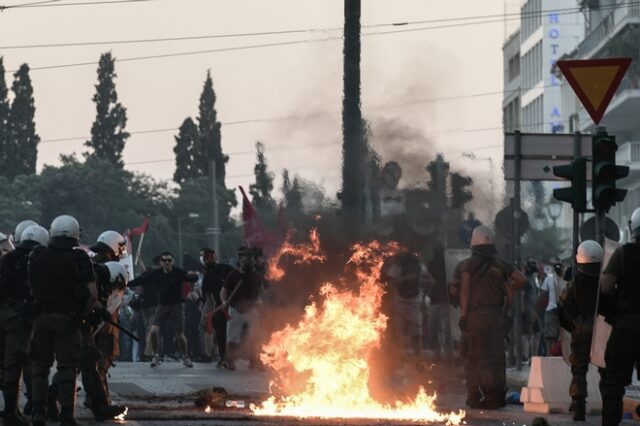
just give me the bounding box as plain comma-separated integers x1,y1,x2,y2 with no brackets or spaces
557,58,631,125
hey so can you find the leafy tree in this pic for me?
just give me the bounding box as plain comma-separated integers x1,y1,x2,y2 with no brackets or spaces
0,57,10,178
173,117,198,184
0,174,43,233
7,64,39,178
86,52,129,167
194,70,227,181
249,141,275,212
37,156,173,261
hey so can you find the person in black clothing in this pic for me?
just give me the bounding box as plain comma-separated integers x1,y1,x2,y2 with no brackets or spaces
72,230,127,421
220,248,265,371
0,224,48,426
129,256,161,360
129,251,198,368
558,240,603,421
199,248,234,367
599,207,640,426
29,215,97,426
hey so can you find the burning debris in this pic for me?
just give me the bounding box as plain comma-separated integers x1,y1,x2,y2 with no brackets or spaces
252,239,465,424
266,228,327,281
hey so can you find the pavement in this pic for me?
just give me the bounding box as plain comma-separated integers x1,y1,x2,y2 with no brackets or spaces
103,359,640,425
13,359,639,425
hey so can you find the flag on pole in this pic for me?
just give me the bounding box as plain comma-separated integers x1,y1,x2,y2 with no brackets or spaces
129,216,150,237
239,186,273,250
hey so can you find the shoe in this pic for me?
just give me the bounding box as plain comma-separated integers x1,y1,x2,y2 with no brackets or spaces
216,360,227,369
194,355,213,363
183,357,193,368
150,355,162,368
31,406,46,426
94,405,127,422
226,359,236,371
571,401,586,421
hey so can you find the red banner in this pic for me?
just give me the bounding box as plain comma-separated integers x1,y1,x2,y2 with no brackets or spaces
129,216,150,237
239,186,273,250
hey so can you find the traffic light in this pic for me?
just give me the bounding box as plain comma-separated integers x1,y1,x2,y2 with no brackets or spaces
553,157,587,212
451,172,473,209
592,130,628,212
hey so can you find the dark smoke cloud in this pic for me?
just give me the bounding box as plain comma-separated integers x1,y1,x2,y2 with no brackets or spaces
367,118,437,187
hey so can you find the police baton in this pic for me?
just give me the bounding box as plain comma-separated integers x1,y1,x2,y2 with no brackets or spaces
94,319,140,342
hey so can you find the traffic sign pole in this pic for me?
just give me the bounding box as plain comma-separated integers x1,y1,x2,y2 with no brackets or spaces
513,130,523,372
572,132,582,275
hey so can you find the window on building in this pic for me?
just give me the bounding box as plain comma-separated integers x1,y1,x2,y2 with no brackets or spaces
521,0,542,40
508,52,520,82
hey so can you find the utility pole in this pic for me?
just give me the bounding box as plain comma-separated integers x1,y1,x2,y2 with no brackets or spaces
341,0,365,236
207,160,220,256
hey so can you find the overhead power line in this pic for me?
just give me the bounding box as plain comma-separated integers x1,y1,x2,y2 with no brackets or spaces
1,0,154,9
5,1,637,72
1,1,636,49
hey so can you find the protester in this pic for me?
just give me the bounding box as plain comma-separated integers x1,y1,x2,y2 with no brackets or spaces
130,256,162,360
199,248,234,367
128,252,198,368
539,258,566,355
220,247,265,371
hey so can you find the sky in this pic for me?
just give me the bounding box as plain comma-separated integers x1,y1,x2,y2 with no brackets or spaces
0,0,521,222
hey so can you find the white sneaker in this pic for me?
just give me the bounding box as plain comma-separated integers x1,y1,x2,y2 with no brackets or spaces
183,357,193,368
150,355,161,368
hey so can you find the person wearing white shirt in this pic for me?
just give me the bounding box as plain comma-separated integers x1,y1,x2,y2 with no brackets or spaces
539,258,567,355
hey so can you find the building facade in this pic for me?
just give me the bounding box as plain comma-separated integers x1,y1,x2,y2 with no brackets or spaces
557,0,640,234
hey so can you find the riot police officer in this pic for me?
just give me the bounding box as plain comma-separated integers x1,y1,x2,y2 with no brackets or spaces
599,207,640,426
28,215,97,426
558,240,603,421
0,224,48,426
77,231,127,421
457,225,526,409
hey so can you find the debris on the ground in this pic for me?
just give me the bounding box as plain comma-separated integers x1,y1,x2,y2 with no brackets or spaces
194,387,228,410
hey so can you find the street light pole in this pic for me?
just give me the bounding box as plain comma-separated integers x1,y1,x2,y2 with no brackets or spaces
178,213,200,268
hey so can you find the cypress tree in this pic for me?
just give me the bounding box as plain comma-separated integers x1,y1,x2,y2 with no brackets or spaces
8,64,39,178
249,141,275,212
86,52,129,167
195,70,227,182
173,117,198,184
0,57,10,177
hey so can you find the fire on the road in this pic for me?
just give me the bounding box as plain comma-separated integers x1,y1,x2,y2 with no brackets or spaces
252,240,465,425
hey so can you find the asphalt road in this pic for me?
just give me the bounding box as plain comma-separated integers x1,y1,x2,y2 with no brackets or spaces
32,359,637,426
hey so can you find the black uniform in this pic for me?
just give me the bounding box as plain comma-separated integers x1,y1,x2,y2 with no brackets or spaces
28,237,96,426
558,271,600,420
600,243,640,426
75,262,117,417
0,241,38,423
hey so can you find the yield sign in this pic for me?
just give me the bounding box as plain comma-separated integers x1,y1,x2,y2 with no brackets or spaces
557,58,631,124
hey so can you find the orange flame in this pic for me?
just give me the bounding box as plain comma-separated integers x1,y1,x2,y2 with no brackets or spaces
252,240,464,424
266,228,326,281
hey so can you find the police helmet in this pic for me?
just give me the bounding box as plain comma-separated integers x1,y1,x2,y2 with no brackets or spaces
470,225,495,247
92,231,126,258
105,261,129,287
630,207,640,240
14,220,37,244
20,225,49,247
49,215,81,240
576,240,603,277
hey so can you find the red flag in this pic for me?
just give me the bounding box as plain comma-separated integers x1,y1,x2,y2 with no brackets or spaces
129,216,150,237
239,186,273,249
